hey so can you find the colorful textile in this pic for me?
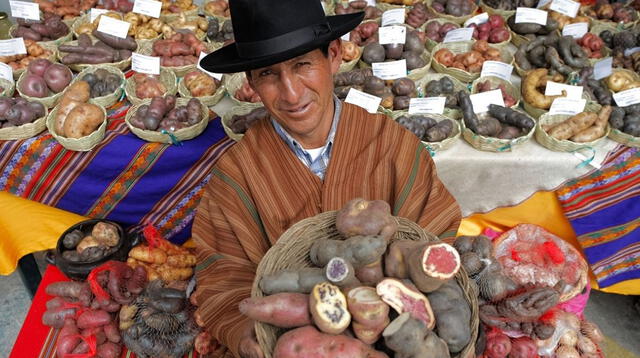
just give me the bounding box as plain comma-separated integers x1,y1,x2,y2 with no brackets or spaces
556,146,640,288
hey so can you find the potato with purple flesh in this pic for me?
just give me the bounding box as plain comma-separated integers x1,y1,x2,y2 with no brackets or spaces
20,74,49,98
44,64,73,93
27,59,52,77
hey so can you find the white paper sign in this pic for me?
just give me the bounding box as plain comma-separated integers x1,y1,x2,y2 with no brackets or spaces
624,47,640,56
537,0,551,8
613,88,640,107
133,0,162,18
408,97,446,115
550,0,580,18
0,63,14,83
10,1,40,21
0,38,27,56
341,32,350,41
562,22,588,39
381,9,405,27
593,57,612,80
548,98,586,115
97,15,131,39
372,60,407,80
351,0,376,6
90,8,110,22
443,28,474,43
464,12,489,27
345,88,382,114
544,81,583,99
515,7,548,25
480,61,514,82
378,26,406,45
470,89,505,113
197,51,223,80
132,52,160,75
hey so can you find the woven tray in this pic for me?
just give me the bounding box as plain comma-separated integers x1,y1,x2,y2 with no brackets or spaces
137,40,221,77
12,42,57,80
0,106,48,140
201,0,231,21
390,111,461,153
252,211,479,358
125,97,210,143
160,8,199,22
220,102,265,142
423,18,460,51
535,112,610,152
416,73,468,120
56,39,133,73
479,0,516,19
177,73,225,107
45,104,107,151
0,78,15,97
70,64,125,108
425,0,478,25
471,76,521,108
375,1,407,13
124,68,178,107
461,109,536,152
431,41,513,83
9,23,73,47
223,72,263,106
608,128,640,147
16,69,64,109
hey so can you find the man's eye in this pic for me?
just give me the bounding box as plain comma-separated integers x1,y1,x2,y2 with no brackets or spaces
259,70,273,77
297,61,311,68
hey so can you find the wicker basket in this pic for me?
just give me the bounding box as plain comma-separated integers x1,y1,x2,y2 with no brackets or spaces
390,111,461,152
358,49,432,82
375,1,407,13
200,0,231,21
124,68,178,106
165,15,209,41
56,39,133,72
0,78,15,97
0,106,48,140
220,102,265,141
71,12,126,40
423,18,460,51
535,112,610,152
160,8,199,22
9,24,73,47
338,44,363,73
251,211,479,358
607,68,640,92
322,0,335,15
609,128,640,147
71,65,125,108
125,98,210,143
585,11,639,30
589,22,621,40
425,0,478,25
63,16,79,28
471,76,521,108
177,73,225,107
431,41,513,83
137,40,221,77
12,42,57,80
509,27,532,48
513,58,531,78
461,109,535,152
416,73,468,120
223,72,263,106
16,70,64,108
479,0,516,19
45,104,107,151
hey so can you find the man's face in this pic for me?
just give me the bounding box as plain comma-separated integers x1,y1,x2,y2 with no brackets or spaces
246,40,342,146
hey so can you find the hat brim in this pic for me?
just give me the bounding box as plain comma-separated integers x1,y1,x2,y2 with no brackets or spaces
200,12,365,73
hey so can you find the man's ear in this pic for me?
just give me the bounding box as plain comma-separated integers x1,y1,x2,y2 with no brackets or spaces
328,39,342,75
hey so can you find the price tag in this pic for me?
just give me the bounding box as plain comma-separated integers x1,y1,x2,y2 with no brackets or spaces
464,12,489,27
549,0,580,18
544,81,583,99
0,38,27,56
613,87,640,107
480,61,513,82
549,98,586,115
133,0,162,18
341,32,350,41
443,28,474,43
470,89,505,113
537,0,551,8
97,15,131,39
90,8,110,22
9,1,40,21
345,88,382,114
624,47,640,56
0,63,14,83
372,60,407,80
378,25,406,45
381,8,405,26
408,97,446,115
515,7,548,25
562,22,588,39
132,52,160,75
197,52,223,80
593,57,612,80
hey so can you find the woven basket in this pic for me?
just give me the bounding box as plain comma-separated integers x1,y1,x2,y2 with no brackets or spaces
124,68,178,106
390,111,461,152
71,65,125,108
45,104,107,151
16,70,64,108
509,27,532,48
137,40,221,77
56,39,133,72
251,211,479,358
589,22,621,40
160,8,199,22
375,1,407,13
423,18,460,51
338,45,363,73
425,0,478,25
586,12,639,30
322,0,335,15
0,78,15,97
431,41,513,83
461,110,535,152
12,42,57,80
471,76,520,108
200,0,231,21
177,74,225,107
358,49,432,82
63,16,79,28
71,12,125,39
223,72,263,106
607,68,640,92
609,128,640,147
479,0,516,19
535,112,610,152
220,102,265,141
416,73,468,120
0,106,48,140
166,15,209,41
9,24,73,47
125,97,210,143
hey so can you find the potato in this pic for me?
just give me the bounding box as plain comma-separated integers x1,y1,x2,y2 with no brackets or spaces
63,103,104,138
43,64,73,93
27,59,52,77
20,74,49,98
76,235,100,253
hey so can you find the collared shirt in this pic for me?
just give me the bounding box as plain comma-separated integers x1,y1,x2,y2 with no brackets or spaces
271,95,342,180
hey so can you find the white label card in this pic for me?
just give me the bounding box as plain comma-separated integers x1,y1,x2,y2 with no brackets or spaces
537,0,551,8
470,89,505,113
132,52,160,75
515,7,548,25
464,12,489,27
351,0,376,6
544,81,583,99
408,97,446,115
624,47,640,56
443,28,474,43
548,98,586,115
0,38,27,56
90,8,110,22
345,88,382,114
480,61,513,82
372,60,407,80
341,32,350,41
197,51,223,80
133,0,162,18
613,88,640,107
562,22,588,39
381,8,405,27
97,15,131,39
9,1,40,21
378,25,406,45
0,63,14,83
593,57,612,80
550,0,580,18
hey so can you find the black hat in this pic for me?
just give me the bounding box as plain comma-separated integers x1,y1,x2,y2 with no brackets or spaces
199,0,364,73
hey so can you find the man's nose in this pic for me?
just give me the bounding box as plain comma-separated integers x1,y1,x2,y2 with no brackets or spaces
278,71,303,104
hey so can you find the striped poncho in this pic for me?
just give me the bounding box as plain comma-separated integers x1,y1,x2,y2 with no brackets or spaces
193,103,461,357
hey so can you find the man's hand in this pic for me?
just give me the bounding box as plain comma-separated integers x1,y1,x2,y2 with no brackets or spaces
238,320,264,358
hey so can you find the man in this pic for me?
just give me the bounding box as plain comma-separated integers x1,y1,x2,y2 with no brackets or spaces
195,0,461,356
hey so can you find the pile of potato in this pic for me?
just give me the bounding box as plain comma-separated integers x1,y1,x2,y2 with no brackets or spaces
133,73,167,100
482,0,537,11
128,96,204,132
36,0,98,20
18,59,72,98
228,106,269,134
165,14,208,40
151,32,207,67
348,21,379,47
430,0,476,17
183,70,220,97
361,30,427,71
0,40,52,72
335,1,382,20
341,41,361,63
475,80,518,108
60,221,121,262
515,33,591,76
11,14,70,42
0,97,46,129
204,0,230,17
53,81,106,138
74,12,123,37
127,236,197,283
543,106,612,143
60,32,136,65
397,115,455,142
434,40,503,73
424,21,459,44
459,90,535,139
100,0,134,12
406,2,433,29
161,0,197,15
582,1,638,25
466,14,510,44
123,13,170,41
207,18,234,43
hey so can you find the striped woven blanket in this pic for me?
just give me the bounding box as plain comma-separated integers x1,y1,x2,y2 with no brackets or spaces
556,146,640,288
0,100,234,244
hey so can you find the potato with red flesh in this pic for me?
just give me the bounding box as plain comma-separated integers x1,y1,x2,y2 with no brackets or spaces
408,242,461,293
238,292,311,328
309,282,351,335
376,278,435,329
335,198,398,240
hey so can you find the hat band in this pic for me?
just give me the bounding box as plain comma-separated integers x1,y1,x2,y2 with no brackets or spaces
235,22,332,59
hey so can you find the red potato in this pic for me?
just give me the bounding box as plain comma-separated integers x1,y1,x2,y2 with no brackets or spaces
46,281,92,306
352,316,390,345
273,326,389,358
238,293,311,328
81,327,107,345
77,309,111,329
42,307,77,328
56,319,80,357
97,342,121,358
103,321,121,343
